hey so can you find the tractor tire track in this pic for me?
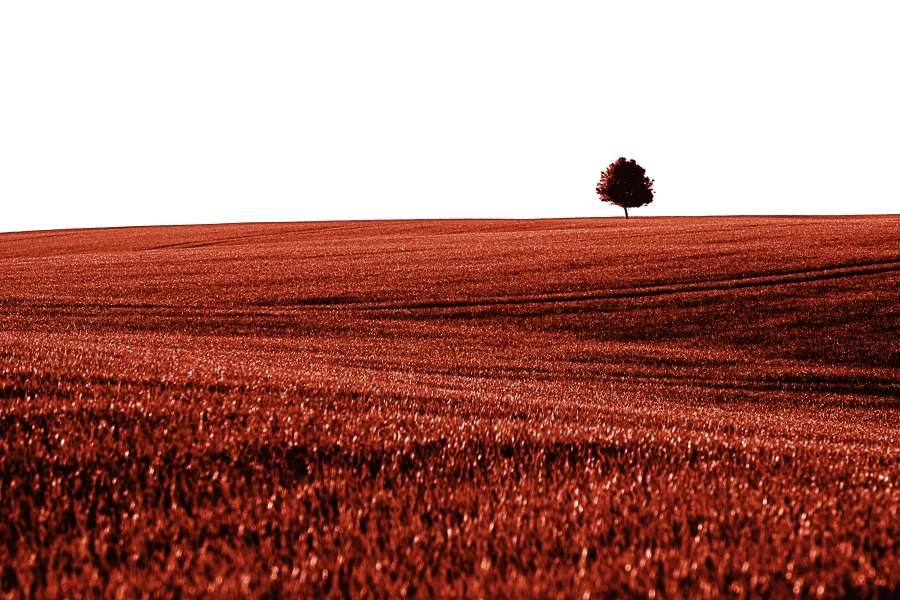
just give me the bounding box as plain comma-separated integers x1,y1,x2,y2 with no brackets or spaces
346,257,900,312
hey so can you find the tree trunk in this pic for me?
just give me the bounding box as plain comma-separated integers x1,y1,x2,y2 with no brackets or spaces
624,206,629,219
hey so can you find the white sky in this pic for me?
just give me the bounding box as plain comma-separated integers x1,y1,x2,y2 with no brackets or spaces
1,2,898,232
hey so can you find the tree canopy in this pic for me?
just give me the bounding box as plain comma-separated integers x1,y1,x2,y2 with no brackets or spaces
596,158,654,219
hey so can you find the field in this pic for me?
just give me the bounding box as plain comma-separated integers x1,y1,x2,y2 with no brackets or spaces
1,216,899,598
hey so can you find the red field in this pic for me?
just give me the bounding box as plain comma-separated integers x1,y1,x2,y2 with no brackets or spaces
1,216,899,598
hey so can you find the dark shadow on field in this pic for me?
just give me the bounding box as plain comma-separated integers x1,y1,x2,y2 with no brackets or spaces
342,257,900,312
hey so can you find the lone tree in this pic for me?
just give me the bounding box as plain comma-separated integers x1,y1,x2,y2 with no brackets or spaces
596,157,654,219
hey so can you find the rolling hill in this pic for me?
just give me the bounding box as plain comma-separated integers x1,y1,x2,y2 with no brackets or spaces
1,216,898,597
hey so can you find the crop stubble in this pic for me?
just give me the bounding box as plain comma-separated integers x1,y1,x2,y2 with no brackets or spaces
0,216,899,598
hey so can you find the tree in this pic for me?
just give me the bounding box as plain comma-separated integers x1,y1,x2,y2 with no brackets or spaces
596,157,655,219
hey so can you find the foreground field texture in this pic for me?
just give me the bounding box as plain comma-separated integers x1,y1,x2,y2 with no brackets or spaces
1,216,899,598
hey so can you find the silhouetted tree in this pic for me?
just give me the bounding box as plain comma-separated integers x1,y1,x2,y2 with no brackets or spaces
596,158,655,219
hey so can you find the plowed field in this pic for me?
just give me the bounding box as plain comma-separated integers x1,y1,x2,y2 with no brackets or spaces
1,216,899,598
